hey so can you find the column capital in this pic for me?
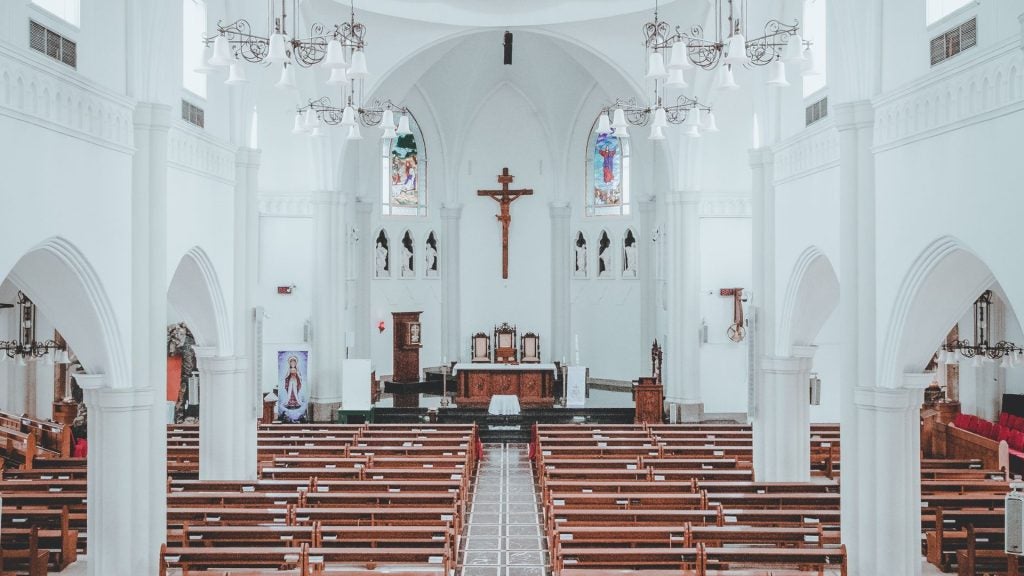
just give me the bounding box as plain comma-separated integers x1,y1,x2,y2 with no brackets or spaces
82,384,154,411
748,147,775,167
549,201,571,219
664,189,701,206
193,347,247,374
440,203,464,220
760,354,813,374
312,189,345,206
854,385,917,411
235,147,261,168
133,103,173,131
832,100,875,131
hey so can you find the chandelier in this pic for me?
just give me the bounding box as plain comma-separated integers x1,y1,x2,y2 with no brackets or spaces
0,292,70,365
644,0,812,92
292,96,413,141
199,1,369,91
939,290,1024,368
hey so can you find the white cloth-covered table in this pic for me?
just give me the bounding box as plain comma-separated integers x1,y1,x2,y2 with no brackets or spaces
488,394,521,416
452,362,557,375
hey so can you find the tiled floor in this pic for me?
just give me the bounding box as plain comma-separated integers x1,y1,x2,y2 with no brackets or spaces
460,443,548,576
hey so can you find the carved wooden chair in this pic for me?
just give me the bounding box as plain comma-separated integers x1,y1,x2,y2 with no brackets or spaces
470,332,491,363
493,323,518,364
520,332,540,363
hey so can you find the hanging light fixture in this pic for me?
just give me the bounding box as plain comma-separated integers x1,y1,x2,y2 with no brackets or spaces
941,290,1023,366
0,292,70,363
294,97,415,141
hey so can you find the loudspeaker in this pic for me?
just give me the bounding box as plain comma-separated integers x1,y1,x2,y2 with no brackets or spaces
809,373,821,406
1007,484,1024,555
503,31,513,65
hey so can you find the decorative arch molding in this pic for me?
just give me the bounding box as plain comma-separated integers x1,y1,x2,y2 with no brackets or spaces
167,246,233,354
777,246,839,356
5,236,129,388
879,236,998,389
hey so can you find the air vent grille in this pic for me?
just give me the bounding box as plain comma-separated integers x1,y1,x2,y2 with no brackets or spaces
805,96,828,127
29,20,76,68
931,17,977,66
181,100,205,129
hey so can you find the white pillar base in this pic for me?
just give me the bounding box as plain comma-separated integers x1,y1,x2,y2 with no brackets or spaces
850,386,921,576
195,349,256,480
80,379,157,576
753,354,812,482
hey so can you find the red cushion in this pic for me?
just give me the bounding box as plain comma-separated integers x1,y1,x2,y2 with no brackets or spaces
1013,415,1024,431
999,426,1011,442
1014,432,1024,451
1000,412,1011,426
954,413,968,428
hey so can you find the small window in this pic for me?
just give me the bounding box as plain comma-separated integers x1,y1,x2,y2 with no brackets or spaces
381,117,427,217
927,0,974,25
802,0,827,97
586,127,630,217
183,0,208,98
31,0,80,27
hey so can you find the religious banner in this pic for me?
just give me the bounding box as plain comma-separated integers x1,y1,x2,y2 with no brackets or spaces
278,351,310,422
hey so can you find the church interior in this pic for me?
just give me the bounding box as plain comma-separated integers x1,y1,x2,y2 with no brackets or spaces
1,0,1023,574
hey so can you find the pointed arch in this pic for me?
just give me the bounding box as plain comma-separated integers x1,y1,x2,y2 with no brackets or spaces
777,246,840,355
622,228,638,278
424,230,439,278
167,246,232,354
596,229,612,278
374,229,391,278
399,230,416,279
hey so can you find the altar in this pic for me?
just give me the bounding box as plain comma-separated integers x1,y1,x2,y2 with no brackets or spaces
452,362,557,408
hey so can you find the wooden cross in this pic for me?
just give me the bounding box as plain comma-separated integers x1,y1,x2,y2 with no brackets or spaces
477,167,533,279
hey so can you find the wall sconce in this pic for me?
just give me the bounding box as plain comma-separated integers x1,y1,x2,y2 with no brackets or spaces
377,320,386,333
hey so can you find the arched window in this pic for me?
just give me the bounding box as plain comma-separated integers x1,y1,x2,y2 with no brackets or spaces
399,230,415,278
622,229,638,278
586,124,630,216
573,232,588,278
597,230,612,278
424,232,439,278
373,230,390,279
802,0,827,97
182,0,207,98
382,116,427,217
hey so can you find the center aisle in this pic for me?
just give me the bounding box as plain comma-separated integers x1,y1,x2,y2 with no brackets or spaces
460,443,548,576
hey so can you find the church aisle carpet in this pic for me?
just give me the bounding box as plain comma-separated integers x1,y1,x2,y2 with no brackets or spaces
460,443,548,576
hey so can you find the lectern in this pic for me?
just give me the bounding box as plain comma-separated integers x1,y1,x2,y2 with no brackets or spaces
391,311,422,408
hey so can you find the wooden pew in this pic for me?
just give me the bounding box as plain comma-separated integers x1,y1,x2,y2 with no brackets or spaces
0,527,50,576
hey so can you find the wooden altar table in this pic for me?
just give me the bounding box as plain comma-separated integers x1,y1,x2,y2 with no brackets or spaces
452,363,557,408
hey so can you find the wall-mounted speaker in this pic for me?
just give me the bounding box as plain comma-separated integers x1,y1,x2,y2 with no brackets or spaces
809,373,822,406
503,31,513,65
1007,483,1024,555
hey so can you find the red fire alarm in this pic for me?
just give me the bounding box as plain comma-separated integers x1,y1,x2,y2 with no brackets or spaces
277,285,295,295
377,320,386,333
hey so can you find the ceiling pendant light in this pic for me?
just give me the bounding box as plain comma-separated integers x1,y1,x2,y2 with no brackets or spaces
649,125,665,140
665,68,688,89
324,39,348,68
702,110,720,133
683,108,701,138
396,114,412,135
275,64,296,90
652,107,668,129
195,46,215,74
266,33,289,64
1001,355,1014,369
381,109,396,132
292,112,307,134
784,34,805,63
311,126,326,138
667,42,693,70
326,67,349,87
611,108,629,131
303,108,320,130
209,35,233,67
646,52,669,80
340,105,357,127
766,59,789,87
347,124,363,140
802,47,817,76
225,62,249,86
382,126,397,140
723,33,748,66
717,65,739,90
595,112,612,134
348,50,369,79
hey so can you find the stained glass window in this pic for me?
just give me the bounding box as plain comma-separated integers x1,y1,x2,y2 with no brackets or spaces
586,127,630,216
382,121,427,216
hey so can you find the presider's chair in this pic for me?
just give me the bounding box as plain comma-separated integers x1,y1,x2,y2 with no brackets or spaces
520,332,540,363
493,322,518,364
471,332,491,363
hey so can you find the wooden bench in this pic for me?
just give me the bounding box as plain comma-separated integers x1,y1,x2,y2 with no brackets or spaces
0,527,50,576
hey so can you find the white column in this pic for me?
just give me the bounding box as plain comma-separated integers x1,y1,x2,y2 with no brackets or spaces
233,147,259,475
310,190,346,420
749,148,776,357
550,202,571,363
852,386,921,576
834,100,876,575
194,348,253,480
664,189,702,421
353,199,374,359
753,348,813,482
441,204,463,361
132,102,170,574
638,197,658,365
77,375,154,576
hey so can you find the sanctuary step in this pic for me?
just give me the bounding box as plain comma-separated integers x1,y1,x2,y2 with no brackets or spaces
373,408,635,444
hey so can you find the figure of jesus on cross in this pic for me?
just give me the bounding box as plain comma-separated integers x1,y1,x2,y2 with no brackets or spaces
478,167,533,279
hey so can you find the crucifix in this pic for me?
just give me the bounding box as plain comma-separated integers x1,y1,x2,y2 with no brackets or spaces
477,167,533,279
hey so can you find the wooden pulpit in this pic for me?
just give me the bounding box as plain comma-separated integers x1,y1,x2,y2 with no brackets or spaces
392,311,422,408
634,376,664,424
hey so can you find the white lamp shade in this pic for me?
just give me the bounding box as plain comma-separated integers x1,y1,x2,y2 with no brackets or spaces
784,34,805,63
684,124,701,138
292,113,307,134
311,126,326,138
56,349,71,364
348,50,369,79
341,105,357,126
684,107,701,128
303,108,320,130
802,47,818,76
646,52,669,80
724,34,748,65
702,110,719,133
225,63,249,86
382,127,397,139
766,59,789,87
326,67,349,86
324,39,347,68
275,65,296,90
266,33,288,64
381,109,395,131
648,125,665,140
652,107,668,129
614,125,630,139
611,108,628,130
945,351,958,364
665,68,688,89
668,42,693,70
347,124,363,140
195,46,215,74
595,112,611,134
717,65,739,90
1002,355,1014,369
209,35,233,67
396,114,412,135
